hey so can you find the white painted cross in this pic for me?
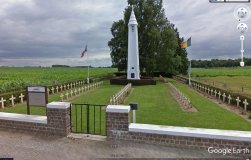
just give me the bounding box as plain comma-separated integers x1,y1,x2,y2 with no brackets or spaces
60,85,63,91
78,88,81,94
19,93,25,103
76,82,79,86
51,87,55,94
228,95,232,104
211,89,214,96
64,85,66,90
0,97,6,109
74,89,77,95
47,88,50,95
82,87,84,92
202,86,205,92
9,95,16,107
218,91,221,100
222,93,226,103
70,83,73,89
243,99,249,111
214,90,217,97
67,84,70,90
56,86,59,93
70,90,73,97
236,97,241,107
65,92,69,100
73,83,76,88
85,86,87,91
60,93,64,101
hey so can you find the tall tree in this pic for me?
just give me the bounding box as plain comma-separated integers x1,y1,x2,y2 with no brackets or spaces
108,0,188,75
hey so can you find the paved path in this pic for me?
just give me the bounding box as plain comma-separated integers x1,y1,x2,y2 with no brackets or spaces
0,130,242,160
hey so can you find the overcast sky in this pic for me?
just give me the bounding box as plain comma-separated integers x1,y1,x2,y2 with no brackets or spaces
0,0,250,67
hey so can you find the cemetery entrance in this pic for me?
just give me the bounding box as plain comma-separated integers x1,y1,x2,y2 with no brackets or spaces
71,104,107,136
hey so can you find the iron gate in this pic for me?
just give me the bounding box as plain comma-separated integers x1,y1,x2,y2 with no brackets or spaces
71,104,107,135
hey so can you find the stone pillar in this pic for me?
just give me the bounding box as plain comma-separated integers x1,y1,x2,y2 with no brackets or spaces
47,102,71,136
106,105,130,139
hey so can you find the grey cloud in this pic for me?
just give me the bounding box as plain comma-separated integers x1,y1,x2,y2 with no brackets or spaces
0,0,250,67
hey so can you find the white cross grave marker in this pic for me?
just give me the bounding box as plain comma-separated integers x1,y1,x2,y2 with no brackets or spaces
211,89,214,96
56,86,59,93
236,97,241,107
51,87,55,94
9,95,16,107
70,90,73,97
243,99,249,111
218,91,221,100
214,90,217,97
19,93,25,103
222,93,226,103
64,85,66,90
60,85,63,91
70,83,73,89
60,93,64,101
65,92,69,100
47,88,50,95
74,89,77,95
78,88,81,94
0,97,6,109
228,95,232,104
67,84,70,90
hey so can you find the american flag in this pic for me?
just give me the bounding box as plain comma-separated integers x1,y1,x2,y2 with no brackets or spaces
81,45,87,58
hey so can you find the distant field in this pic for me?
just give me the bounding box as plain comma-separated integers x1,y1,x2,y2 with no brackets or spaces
190,67,251,97
191,66,251,77
0,67,116,93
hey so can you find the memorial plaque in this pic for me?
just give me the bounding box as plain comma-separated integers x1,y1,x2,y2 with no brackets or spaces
26,86,48,114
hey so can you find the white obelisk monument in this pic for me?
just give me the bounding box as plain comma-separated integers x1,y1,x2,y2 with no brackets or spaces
127,7,140,80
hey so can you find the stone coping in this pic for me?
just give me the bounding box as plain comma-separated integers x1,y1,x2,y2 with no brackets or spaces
47,102,71,109
106,105,131,113
0,112,47,124
129,123,251,142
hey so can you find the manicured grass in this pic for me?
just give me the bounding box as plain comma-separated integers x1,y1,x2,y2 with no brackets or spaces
125,81,251,131
70,82,123,135
0,81,122,135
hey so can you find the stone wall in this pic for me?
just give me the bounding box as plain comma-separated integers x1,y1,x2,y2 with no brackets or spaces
0,102,71,136
106,105,251,155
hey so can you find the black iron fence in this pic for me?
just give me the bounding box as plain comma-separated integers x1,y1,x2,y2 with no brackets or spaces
71,104,107,135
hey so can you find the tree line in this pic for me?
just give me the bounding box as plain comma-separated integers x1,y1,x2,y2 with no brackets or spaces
108,0,188,76
191,58,251,68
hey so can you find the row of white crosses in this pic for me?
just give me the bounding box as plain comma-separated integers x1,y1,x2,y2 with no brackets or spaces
169,83,192,109
60,81,103,102
110,83,132,105
0,93,25,109
47,80,88,95
0,80,99,108
192,82,249,112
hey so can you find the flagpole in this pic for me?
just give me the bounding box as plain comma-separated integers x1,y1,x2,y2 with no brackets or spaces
188,60,191,86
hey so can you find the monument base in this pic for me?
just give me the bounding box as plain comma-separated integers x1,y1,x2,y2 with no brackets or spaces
110,77,156,86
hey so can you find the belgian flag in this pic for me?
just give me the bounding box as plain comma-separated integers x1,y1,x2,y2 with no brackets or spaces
180,37,191,49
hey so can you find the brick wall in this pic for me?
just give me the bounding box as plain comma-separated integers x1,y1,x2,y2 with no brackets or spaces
0,102,71,136
106,105,251,155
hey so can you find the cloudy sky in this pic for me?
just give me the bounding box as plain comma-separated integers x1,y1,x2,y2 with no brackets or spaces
0,0,250,67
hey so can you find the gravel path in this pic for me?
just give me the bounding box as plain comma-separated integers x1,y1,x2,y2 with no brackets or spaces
0,130,240,160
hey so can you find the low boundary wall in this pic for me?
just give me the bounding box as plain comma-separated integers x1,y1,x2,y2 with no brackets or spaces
0,102,71,136
106,105,251,155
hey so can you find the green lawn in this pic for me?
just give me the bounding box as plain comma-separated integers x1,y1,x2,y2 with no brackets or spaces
125,81,251,131
0,81,122,135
